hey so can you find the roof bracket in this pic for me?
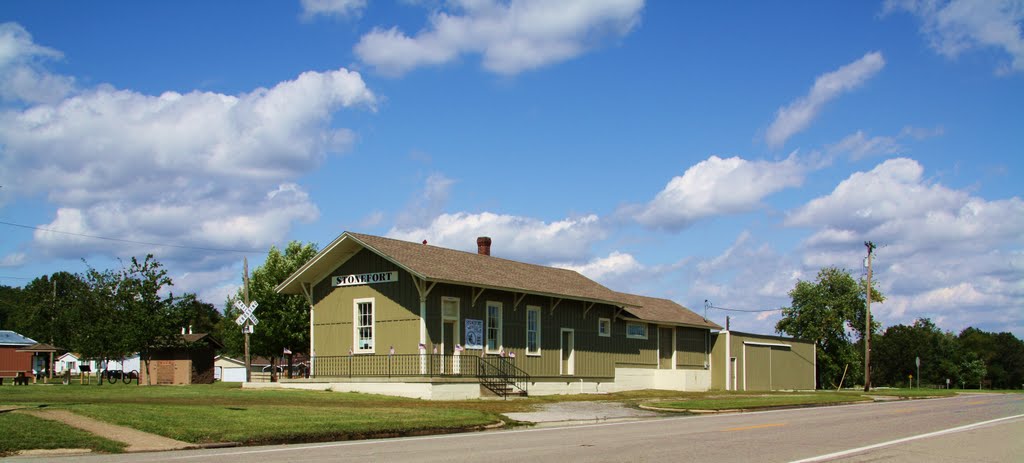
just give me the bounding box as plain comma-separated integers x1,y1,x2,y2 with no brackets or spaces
549,297,563,315
472,287,485,307
614,306,624,320
582,301,595,319
413,277,437,302
513,292,526,311
300,282,315,307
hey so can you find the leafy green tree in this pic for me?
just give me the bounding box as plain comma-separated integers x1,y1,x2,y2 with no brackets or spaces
10,272,90,347
776,267,883,389
0,284,21,329
959,358,987,389
171,294,222,335
118,256,178,384
229,241,318,381
958,328,1024,389
873,318,961,387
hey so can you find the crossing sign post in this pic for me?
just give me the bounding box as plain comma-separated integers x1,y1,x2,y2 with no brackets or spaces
239,257,257,382
235,300,259,327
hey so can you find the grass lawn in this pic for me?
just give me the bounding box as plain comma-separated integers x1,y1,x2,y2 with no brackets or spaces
1,382,502,445
0,412,125,456
2,382,978,449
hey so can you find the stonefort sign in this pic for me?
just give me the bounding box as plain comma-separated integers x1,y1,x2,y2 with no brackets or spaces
332,271,399,287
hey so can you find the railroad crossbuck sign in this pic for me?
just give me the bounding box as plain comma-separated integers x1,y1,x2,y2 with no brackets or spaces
234,300,259,327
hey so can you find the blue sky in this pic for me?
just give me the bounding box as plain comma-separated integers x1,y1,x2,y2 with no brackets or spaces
1,1,1021,338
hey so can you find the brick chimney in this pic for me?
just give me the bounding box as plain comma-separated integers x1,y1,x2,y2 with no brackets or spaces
477,236,492,256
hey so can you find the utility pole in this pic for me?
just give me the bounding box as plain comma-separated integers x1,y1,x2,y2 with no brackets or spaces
864,241,875,392
243,257,251,383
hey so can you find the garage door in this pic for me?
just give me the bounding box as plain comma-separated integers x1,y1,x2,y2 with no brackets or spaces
744,344,794,391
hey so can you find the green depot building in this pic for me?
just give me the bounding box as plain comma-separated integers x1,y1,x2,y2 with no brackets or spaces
269,232,815,399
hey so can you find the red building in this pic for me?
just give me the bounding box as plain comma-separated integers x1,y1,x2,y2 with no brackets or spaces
1,330,36,384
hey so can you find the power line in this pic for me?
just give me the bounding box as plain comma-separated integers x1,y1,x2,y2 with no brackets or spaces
0,276,33,280
704,299,782,313
0,220,259,254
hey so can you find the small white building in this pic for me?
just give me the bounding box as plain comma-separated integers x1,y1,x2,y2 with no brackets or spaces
214,355,247,382
55,353,141,374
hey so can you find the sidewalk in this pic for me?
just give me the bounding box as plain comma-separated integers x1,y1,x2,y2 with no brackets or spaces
19,409,195,453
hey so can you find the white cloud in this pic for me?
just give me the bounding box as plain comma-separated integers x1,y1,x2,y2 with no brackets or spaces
0,23,376,280
0,252,26,267
388,212,606,263
786,157,1024,334
396,173,456,228
899,125,945,140
765,51,885,148
553,251,642,281
0,22,74,103
686,231,798,333
884,0,1024,75
629,154,805,230
300,0,367,19
354,0,645,76
827,130,903,161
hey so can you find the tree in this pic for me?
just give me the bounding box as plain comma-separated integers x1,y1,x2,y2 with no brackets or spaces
171,294,222,335
229,241,318,381
118,256,178,385
959,358,987,389
873,318,961,387
776,267,883,389
0,284,21,329
958,327,1024,389
10,272,90,347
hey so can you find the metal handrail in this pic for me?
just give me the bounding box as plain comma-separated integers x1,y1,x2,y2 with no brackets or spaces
478,356,529,398
311,353,530,397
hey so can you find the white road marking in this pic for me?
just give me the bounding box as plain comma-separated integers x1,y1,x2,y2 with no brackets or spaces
789,414,1024,463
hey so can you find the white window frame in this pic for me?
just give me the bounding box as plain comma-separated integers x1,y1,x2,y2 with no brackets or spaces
485,301,503,354
598,318,611,337
526,305,541,356
626,322,648,339
353,297,375,354
441,297,460,321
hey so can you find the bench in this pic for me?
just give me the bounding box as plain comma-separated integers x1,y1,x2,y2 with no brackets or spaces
0,370,33,385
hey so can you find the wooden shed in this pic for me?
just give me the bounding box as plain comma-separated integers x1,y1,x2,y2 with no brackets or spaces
139,333,223,385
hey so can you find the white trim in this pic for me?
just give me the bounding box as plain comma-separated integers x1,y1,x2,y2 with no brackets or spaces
626,322,648,339
526,305,541,356
743,341,791,348
598,318,611,337
353,297,375,354
671,327,677,370
485,301,503,354
441,297,460,374
441,297,460,321
724,330,731,391
559,328,575,375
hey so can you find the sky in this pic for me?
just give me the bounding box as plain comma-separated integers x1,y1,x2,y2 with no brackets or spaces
0,0,1021,339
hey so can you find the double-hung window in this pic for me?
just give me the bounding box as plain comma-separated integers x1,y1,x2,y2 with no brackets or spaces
485,301,503,354
598,318,611,337
526,306,541,355
354,297,375,353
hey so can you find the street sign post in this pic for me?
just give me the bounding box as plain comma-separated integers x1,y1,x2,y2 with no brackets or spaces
915,356,920,389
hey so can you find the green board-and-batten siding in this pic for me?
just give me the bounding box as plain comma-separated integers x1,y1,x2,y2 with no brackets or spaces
310,248,714,379
709,331,815,391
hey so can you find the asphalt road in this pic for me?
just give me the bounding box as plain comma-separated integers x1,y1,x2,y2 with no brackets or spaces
11,393,1023,463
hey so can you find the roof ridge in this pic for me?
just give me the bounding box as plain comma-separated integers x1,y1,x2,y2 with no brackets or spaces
350,232,588,275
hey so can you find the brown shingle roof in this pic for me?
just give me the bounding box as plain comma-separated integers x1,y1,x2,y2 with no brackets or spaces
618,293,722,330
348,233,635,306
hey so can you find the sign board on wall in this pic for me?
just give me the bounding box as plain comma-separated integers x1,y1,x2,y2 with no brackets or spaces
332,271,399,287
464,319,483,350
